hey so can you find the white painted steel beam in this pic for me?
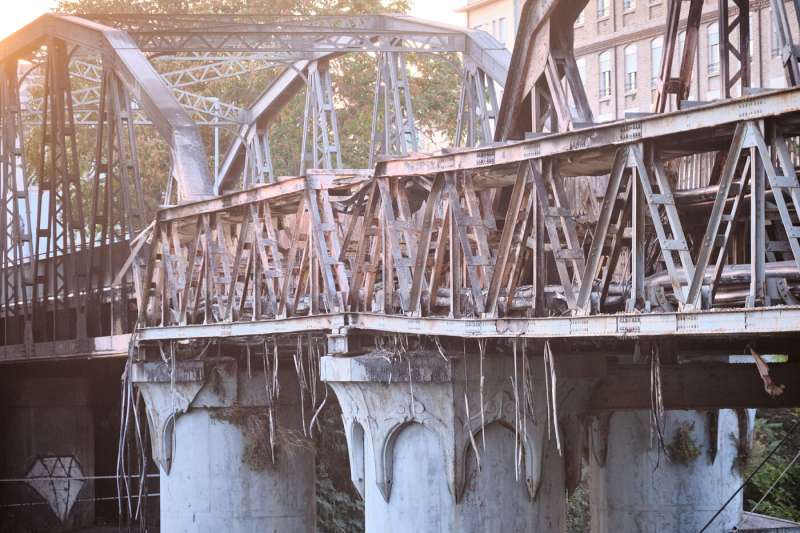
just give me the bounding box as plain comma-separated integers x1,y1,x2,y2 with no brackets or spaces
135,306,800,342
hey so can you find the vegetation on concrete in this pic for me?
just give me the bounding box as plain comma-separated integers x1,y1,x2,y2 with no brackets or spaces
666,421,702,466
567,476,591,533
210,407,274,471
315,396,365,533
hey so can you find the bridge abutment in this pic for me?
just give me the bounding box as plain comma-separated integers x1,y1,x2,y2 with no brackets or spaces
588,409,750,532
321,352,566,533
0,368,96,530
132,356,315,533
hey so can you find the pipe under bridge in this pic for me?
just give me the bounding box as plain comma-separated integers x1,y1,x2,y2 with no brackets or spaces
1,2,800,532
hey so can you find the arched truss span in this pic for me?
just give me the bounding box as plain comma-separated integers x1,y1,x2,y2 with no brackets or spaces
0,13,214,200
200,15,511,193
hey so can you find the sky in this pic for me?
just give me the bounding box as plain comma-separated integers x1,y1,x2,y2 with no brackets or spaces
410,1,465,26
0,0,465,39
0,1,56,39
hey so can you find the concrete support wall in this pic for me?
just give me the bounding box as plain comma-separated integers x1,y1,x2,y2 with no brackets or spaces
322,352,567,533
134,357,315,533
0,375,94,531
589,409,750,533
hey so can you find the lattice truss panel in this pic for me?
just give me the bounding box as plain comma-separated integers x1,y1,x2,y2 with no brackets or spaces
138,105,800,329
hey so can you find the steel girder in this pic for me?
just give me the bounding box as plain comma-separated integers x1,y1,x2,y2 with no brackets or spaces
24,56,253,126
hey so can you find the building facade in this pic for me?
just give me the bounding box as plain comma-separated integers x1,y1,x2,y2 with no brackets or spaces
455,0,523,48
456,0,795,121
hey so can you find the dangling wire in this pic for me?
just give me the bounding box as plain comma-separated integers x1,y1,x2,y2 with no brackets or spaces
117,331,150,527
511,338,522,481
462,339,480,469
477,338,487,451
262,337,278,465
649,343,667,461
543,340,562,454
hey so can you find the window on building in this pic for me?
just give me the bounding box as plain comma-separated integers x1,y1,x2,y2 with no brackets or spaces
770,75,786,88
624,44,637,92
748,13,754,60
497,17,507,44
574,9,585,27
597,0,609,18
708,23,720,75
576,57,586,85
772,15,782,57
599,50,612,97
651,37,663,87
708,74,720,95
623,0,635,11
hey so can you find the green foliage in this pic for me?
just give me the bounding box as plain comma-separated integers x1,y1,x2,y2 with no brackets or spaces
567,476,590,533
666,421,702,465
744,409,800,522
315,394,364,533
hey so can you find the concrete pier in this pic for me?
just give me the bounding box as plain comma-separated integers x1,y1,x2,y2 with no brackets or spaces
321,352,567,533
589,409,750,533
133,356,315,533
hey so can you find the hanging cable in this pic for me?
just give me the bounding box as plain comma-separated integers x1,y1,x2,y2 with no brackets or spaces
738,446,800,529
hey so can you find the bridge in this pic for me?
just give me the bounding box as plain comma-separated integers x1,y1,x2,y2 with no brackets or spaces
1,1,800,531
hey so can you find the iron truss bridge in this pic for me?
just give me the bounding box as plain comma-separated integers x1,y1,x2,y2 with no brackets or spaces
0,6,798,409
0,12,508,362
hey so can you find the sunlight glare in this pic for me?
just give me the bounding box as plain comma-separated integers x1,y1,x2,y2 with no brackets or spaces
0,1,56,40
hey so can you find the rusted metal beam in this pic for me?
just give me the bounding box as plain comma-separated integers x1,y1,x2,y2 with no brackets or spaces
590,363,800,410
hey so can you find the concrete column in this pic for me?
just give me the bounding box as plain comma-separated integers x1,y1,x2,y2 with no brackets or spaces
133,356,314,533
0,374,94,531
321,352,567,533
589,409,751,533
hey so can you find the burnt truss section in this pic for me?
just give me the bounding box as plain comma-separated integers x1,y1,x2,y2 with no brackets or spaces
137,89,800,336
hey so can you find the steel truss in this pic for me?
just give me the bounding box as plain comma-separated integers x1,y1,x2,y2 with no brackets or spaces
34,38,88,341
455,61,499,148
24,59,250,126
300,61,342,174
1,59,34,347
7,7,800,373
369,50,418,167
86,69,146,337
132,87,800,349
0,13,215,355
